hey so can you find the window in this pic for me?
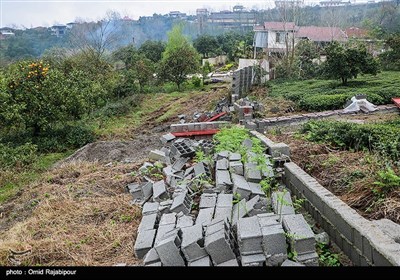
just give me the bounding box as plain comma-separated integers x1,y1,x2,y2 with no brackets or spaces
276,32,281,43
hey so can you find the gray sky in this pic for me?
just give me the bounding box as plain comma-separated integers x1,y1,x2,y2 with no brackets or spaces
0,0,306,28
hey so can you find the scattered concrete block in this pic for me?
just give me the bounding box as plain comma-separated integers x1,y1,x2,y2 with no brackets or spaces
241,253,266,266
217,259,239,266
232,199,247,226
177,214,194,229
139,162,153,173
216,158,229,170
158,200,173,215
153,180,169,202
315,232,330,245
229,161,244,176
296,252,319,266
242,139,253,150
282,214,316,255
281,259,305,267
159,212,177,226
257,213,280,227
171,141,195,159
160,133,176,144
237,216,263,255
155,224,176,245
231,174,251,200
215,170,233,192
188,256,212,266
154,229,185,266
199,193,217,209
134,229,156,259
181,224,208,262
193,162,211,179
217,151,230,160
196,208,215,226
205,219,237,265
142,202,159,216
271,191,295,216
145,262,162,266
248,182,265,198
214,207,232,222
216,194,233,208
172,157,188,172
170,191,192,215
229,152,241,161
260,223,287,264
149,150,166,162
138,213,158,232
244,162,262,183
143,248,160,266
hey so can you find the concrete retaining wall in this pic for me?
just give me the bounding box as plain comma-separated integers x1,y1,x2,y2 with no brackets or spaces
170,121,229,133
248,132,400,266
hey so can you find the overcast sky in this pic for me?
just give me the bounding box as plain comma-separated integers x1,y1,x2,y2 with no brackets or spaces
0,0,305,28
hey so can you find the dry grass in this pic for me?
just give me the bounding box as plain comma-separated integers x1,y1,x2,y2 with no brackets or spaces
267,132,400,224
0,161,143,266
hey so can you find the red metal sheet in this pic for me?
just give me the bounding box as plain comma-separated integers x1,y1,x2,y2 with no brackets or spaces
204,112,227,122
172,129,219,137
392,97,400,108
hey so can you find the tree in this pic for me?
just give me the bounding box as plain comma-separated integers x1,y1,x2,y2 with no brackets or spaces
193,35,218,58
324,42,379,85
138,40,165,63
159,25,200,90
295,39,321,79
132,54,154,91
379,35,400,71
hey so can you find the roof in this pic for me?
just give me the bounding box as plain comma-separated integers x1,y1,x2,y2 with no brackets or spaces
264,22,296,31
296,26,347,42
345,27,369,38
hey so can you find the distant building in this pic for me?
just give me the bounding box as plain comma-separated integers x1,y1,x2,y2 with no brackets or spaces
0,28,15,40
168,11,187,19
196,8,208,35
208,9,256,30
275,0,305,8
51,24,67,37
345,27,369,39
297,26,347,44
319,0,350,7
66,22,76,29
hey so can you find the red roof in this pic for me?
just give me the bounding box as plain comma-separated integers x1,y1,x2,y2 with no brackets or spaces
345,27,369,38
264,22,296,31
296,26,347,42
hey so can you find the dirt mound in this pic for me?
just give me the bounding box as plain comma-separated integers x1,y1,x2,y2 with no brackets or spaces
61,135,162,164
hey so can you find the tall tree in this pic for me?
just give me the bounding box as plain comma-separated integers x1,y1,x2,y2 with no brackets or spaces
159,25,200,90
193,35,218,58
138,40,165,63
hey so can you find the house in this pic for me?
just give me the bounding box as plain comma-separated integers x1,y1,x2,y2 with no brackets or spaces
51,24,67,37
296,26,347,46
345,27,369,39
66,22,77,29
253,22,297,55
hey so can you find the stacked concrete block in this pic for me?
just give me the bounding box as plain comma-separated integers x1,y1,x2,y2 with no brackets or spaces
281,259,305,267
229,161,244,176
199,193,217,209
143,248,161,266
181,224,208,262
138,213,158,232
282,214,315,254
214,194,233,222
154,229,185,266
237,216,265,265
231,195,260,226
205,219,237,265
196,208,215,227
134,229,157,259
142,202,160,216
229,152,241,162
188,256,212,266
216,158,229,170
244,162,262,183
193,162,212,179
257,213,287,266
170,191,192,215
231,174,251,200
198,140,215,154
248,196,270,216
153,180,169,202
158,200,173,215
272,191,295,216
248,182,265,198
215,170,233,192
217,259,239,266
241,253,266,266
216,150,230,160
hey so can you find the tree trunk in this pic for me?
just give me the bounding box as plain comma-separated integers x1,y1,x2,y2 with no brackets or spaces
341,77,347,85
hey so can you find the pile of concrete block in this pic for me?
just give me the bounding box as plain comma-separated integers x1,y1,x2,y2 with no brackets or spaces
131,135,318,266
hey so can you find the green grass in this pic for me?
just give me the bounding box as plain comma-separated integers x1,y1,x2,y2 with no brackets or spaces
266,71,400,111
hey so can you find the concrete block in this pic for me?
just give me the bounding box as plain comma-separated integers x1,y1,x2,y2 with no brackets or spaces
176,215,194,229
172,157,188,172
214,207,233,222
154,229,185,266
372,219,400,243
181,224,208,262
134,229,156,259
193,162,211,179
265,253,287,266
257,213,280,228
241,253,265,266
217,259,239,266
229,152,241,161
145,261,162,266
199,193,217,209
229,161,244,176
216,158,229,170
158,200,172,215
155,224,175,245
196,207,215,226
216,194,233,208
170,191,192,215
142,202,159,216
248,182,265,198
138,213,158,232
143,248,160,266
149,149,166,162
159,212,177,226
205,220,236,265
232,199,247,226
160,133,176,144
153,180,169,202
237,216,263,255
244,162,262,183
242,139,253,150
188,256,212,266
231,174,251,200
281,259,305,266
271,191,295,216
139,162,153,173
296,252,319,266
215,170,233,192
282,214,316,255
261,224,287,257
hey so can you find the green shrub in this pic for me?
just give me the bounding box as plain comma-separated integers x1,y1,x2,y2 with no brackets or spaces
0,143,38,169
298,94,348,111
191,76,202,88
